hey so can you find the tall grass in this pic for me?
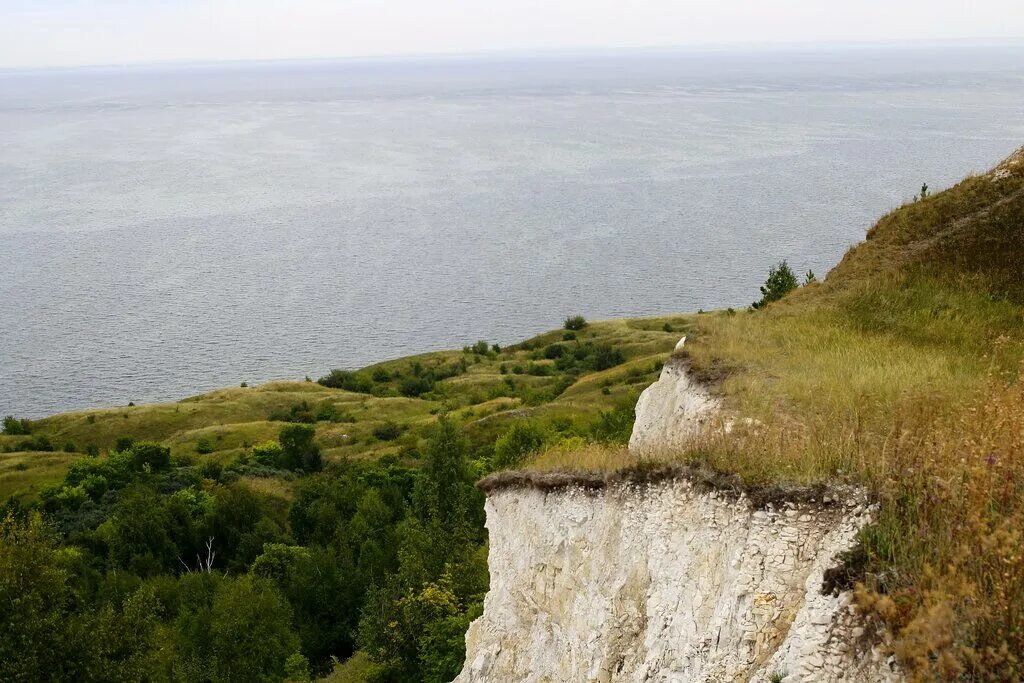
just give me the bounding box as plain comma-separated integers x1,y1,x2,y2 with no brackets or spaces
519,149,1024,679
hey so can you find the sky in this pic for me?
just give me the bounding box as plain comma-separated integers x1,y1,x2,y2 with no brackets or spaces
1,0,1023,69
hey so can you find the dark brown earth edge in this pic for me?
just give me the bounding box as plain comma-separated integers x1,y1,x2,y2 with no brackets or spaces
477,462,855,510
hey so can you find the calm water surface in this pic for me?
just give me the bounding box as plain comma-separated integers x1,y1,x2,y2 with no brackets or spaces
2,45,1023,416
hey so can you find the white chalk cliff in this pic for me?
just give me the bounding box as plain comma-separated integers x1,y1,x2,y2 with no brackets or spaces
457,341,898,682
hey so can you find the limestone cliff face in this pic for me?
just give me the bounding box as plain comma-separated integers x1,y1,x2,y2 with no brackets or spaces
456,482,894,682
457,339,896,682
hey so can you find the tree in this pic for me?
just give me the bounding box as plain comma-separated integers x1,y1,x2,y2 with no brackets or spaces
103,484,179,576
279,424,322,472
0,512,158,681
358,574,461,681
414,417,471,531
252,544,361,670
128,441,171,471
170,575,301,683
752,260,799,309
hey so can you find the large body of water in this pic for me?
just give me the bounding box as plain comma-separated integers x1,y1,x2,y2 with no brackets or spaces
2,44,1023,417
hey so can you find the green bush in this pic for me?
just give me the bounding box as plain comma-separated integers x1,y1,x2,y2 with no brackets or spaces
563,315,587,331
2,415,30,435
592,345,625,371
493,422,549,469
544,344,565,359
279,424,322,473
196,438,214,455
373,422,403,442
251,441,286,468
400,376,434,398
129,442,171,471
525,363,552,377
269,401,317,424
18,435,53,452
752,260,799,309
590,404,635,443
318,370,373,393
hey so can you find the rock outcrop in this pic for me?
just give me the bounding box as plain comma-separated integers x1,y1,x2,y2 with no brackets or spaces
456,480,895,682
629,337,719,454
457,337,897,682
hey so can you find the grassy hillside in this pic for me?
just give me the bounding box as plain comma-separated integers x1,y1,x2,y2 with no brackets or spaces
2,315,688,501
528,148,1024,679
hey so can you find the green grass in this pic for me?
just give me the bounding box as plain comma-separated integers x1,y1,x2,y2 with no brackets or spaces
1,314,688,500
0,451,79,502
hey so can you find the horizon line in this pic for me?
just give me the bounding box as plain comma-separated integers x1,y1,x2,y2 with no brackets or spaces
2,35,1023,75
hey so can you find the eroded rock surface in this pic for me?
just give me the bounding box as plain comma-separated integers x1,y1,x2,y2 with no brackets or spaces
629,337,719,454
456,482,896,682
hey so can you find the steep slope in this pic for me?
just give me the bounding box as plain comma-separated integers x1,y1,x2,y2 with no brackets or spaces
458,476,892,683
458,148,1024,682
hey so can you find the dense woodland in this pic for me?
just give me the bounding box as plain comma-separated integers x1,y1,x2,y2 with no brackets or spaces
1,317,681,682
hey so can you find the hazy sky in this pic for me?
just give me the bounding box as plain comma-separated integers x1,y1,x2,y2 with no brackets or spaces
2,0,1023,68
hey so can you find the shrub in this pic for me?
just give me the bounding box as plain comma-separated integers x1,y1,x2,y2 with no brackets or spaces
373,422,403,442
196,438,214,455
371,367,391,383
317,370,372,393
400,376,434,398
470,340,490,356
278,424,322,473
592,346,625,371
662,323,673,332
115,436,135,452
269,401,317,424
314,402,339,422
129,442,171,471
543,344,565,359
251,441,285,468
562,331,576,341
2,416,30,435
493,422,549,469
563,315,587,331
19,435,53,452
752,260,799,309
590,404,635,443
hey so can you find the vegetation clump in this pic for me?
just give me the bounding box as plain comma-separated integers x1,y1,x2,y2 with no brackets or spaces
751,260,799,309
563,315,588,330
2,415,31,435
